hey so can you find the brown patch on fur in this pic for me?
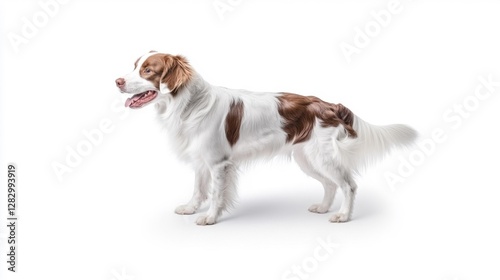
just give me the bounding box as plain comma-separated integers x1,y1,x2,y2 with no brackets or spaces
139,53,192,96
277,93,357,144
225,100,244,147
162,55,192,95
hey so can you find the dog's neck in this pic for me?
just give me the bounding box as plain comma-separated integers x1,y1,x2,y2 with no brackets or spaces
154,70,217,159
155,71,212,121
184,71,211,96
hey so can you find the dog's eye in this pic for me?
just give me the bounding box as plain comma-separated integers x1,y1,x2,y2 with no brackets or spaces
144,68,151,74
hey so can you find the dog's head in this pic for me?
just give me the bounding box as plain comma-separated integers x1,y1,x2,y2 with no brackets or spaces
115,51,192,109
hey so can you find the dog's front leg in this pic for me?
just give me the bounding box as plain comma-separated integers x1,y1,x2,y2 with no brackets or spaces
196,159,238,225
175,165,210,215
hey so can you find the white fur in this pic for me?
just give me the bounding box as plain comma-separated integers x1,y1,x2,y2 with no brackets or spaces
117,52,418,225
119,52,158,94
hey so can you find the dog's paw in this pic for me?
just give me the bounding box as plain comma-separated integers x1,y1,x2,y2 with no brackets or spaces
308,204,329,214
329,213,350,223
196,215,217,226
175,204,196,215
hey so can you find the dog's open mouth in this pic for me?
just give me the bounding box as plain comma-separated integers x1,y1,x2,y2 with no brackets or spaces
125,90,158,108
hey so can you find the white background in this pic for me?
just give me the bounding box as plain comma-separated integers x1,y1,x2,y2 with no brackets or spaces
1,0,500,279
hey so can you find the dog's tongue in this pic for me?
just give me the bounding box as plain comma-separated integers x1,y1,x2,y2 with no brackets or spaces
124,91,158,108
125,93,144,107
125,97,133,107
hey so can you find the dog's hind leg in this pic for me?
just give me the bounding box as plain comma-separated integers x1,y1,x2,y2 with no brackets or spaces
297,151,357,222
196,159,238,225
175,164,211,215
329,171,357,223
294,128,358,222
294,146,338,214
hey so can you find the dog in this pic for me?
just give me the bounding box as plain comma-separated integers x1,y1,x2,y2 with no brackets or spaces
115,51,417,225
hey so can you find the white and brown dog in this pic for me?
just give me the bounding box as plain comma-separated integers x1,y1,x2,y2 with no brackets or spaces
115,51,417,225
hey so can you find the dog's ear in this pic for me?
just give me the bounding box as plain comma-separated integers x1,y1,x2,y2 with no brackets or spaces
160,55,192,95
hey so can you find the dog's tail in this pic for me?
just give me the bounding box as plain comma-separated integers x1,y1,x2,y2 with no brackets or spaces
336,115,418,173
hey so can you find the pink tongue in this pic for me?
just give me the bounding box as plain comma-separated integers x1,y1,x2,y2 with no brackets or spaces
125,98,133,107
124,91,158,108
125,93,143,107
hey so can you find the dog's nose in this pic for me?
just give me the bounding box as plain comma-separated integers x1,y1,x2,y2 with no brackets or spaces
115,78,125,88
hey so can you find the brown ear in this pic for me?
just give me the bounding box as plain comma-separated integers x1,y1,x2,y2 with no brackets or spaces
160,55,192,95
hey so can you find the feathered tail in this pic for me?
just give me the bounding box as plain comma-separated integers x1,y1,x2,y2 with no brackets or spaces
336,115,418,173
